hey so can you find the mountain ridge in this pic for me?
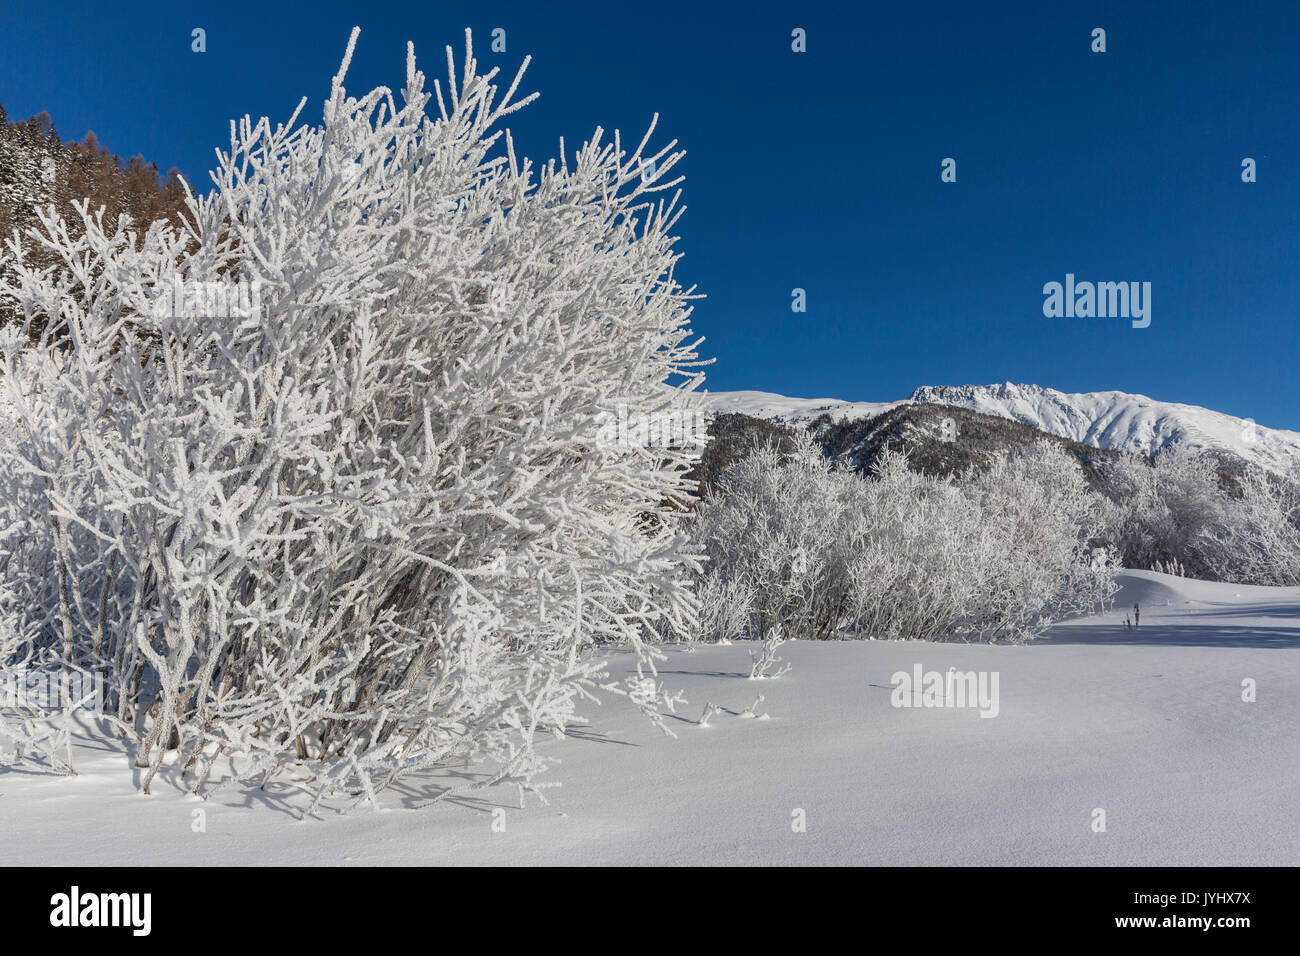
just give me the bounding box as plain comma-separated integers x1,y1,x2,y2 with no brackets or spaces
706,384,1300,474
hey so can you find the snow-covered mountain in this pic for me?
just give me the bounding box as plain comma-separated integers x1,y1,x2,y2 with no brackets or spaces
702,389,904,423
706,383,1300,474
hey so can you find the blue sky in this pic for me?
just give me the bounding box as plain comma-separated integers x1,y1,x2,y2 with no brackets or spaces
2,0,1297,426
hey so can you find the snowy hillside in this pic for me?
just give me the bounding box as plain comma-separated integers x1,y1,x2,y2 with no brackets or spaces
0,118,58,214
3,570,1296,866
0,115,62,326
708,383,1300,474
703,389,903,422
910,383,1300,473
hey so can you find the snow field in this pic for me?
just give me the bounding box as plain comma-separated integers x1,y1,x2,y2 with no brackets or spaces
3,571,1294,866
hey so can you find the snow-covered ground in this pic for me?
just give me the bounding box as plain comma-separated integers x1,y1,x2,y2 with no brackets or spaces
708,383,1300,474
3,570,1295,866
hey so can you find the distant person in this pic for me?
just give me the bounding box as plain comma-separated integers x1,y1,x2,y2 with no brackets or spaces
1134,603,1140,628
1125,616,1131,630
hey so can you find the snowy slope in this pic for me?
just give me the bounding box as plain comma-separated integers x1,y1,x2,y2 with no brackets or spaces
703,389,904,423
0,123,62,327
708,384,1300,474
910,383,1300,473
2,571,1297,866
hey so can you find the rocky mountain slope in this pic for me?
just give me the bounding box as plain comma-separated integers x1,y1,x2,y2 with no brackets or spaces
707,383,1300,475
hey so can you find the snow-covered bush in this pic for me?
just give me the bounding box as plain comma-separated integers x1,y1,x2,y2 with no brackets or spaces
1199,466,1300,586
693,571,755,646
1096,444,1227,578
837,449,988,641
964,440,1120,638
1095,444,1300,585
748,624,792,679
0,29,706,805
692,439,1116,644
692,441,860,641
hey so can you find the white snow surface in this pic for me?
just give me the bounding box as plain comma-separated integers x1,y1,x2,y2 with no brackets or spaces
3,571,1296,865
708,383,1300,474
703,389,904,423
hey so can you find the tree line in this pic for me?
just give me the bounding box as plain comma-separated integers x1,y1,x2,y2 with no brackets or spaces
0,102,190,330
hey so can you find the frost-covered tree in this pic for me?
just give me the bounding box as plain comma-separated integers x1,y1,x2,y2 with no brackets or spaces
1069,442,1300,586
964,440,1119,639
0,29,706,805
1199,466,1300,586
691,438,1115,644
1096,444,1226,578
692,441,857,641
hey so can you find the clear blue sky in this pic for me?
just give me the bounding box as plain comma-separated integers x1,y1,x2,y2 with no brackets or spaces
2,0,1297,427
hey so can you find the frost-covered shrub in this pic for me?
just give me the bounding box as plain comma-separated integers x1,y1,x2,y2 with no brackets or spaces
837,449,988,641
1095,444,1300,585
1198,466,1300,586
964,440,1120,638
692,439,1116,644
0,30,705,804
1096,444,1227,578
693,571,755,646
692,441,861,641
